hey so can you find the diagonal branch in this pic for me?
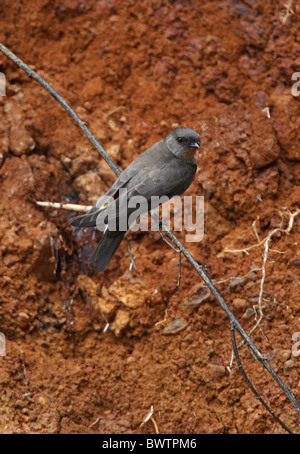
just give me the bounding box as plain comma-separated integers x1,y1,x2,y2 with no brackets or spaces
230,323,293,434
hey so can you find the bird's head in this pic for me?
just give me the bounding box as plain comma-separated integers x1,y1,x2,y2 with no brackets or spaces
164,127,201,160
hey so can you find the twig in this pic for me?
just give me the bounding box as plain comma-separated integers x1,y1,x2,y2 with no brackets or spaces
251,209,299,334
230,323,293,434
227,209,299,375
252,217,260,243
221,208,299,257
213,267,261,286
219,236,269,256
89,416,101,429
140,405,159,434
140,405,154,427
126,238,137,272
2,43,300,433
157,221,182,287
20,357,31,397
150,416,160,434
36,201,92,212
281,0,294,23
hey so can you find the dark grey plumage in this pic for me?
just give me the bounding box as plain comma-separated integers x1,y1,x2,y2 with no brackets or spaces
70,127,200,272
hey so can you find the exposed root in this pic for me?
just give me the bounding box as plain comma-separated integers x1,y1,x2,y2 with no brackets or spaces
223,208,299,370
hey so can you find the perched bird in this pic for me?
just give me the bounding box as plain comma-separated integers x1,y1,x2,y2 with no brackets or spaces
70,127,200,272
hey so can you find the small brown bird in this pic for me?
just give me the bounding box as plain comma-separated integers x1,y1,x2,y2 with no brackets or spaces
70,127,200,272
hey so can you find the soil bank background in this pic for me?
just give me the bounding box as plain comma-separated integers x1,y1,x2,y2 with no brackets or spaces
0,0,299,434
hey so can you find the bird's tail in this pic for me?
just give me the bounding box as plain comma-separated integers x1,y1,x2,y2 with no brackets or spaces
89,230,126,272
69,204,104,234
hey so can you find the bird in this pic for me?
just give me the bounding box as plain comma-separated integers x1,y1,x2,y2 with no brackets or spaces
70,127,201,272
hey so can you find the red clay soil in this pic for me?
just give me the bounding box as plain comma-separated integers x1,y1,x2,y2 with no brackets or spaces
0,0,300,434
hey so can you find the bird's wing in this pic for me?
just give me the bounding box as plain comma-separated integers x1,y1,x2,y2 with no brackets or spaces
132,159,197,200
104,158,197,227
69,165,139,229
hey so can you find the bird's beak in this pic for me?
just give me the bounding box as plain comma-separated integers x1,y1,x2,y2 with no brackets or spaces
190,142,200,148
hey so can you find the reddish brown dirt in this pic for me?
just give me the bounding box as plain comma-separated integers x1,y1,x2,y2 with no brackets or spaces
0,0,300,434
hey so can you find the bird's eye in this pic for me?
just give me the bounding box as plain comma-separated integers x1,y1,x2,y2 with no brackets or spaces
177,137,183,143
